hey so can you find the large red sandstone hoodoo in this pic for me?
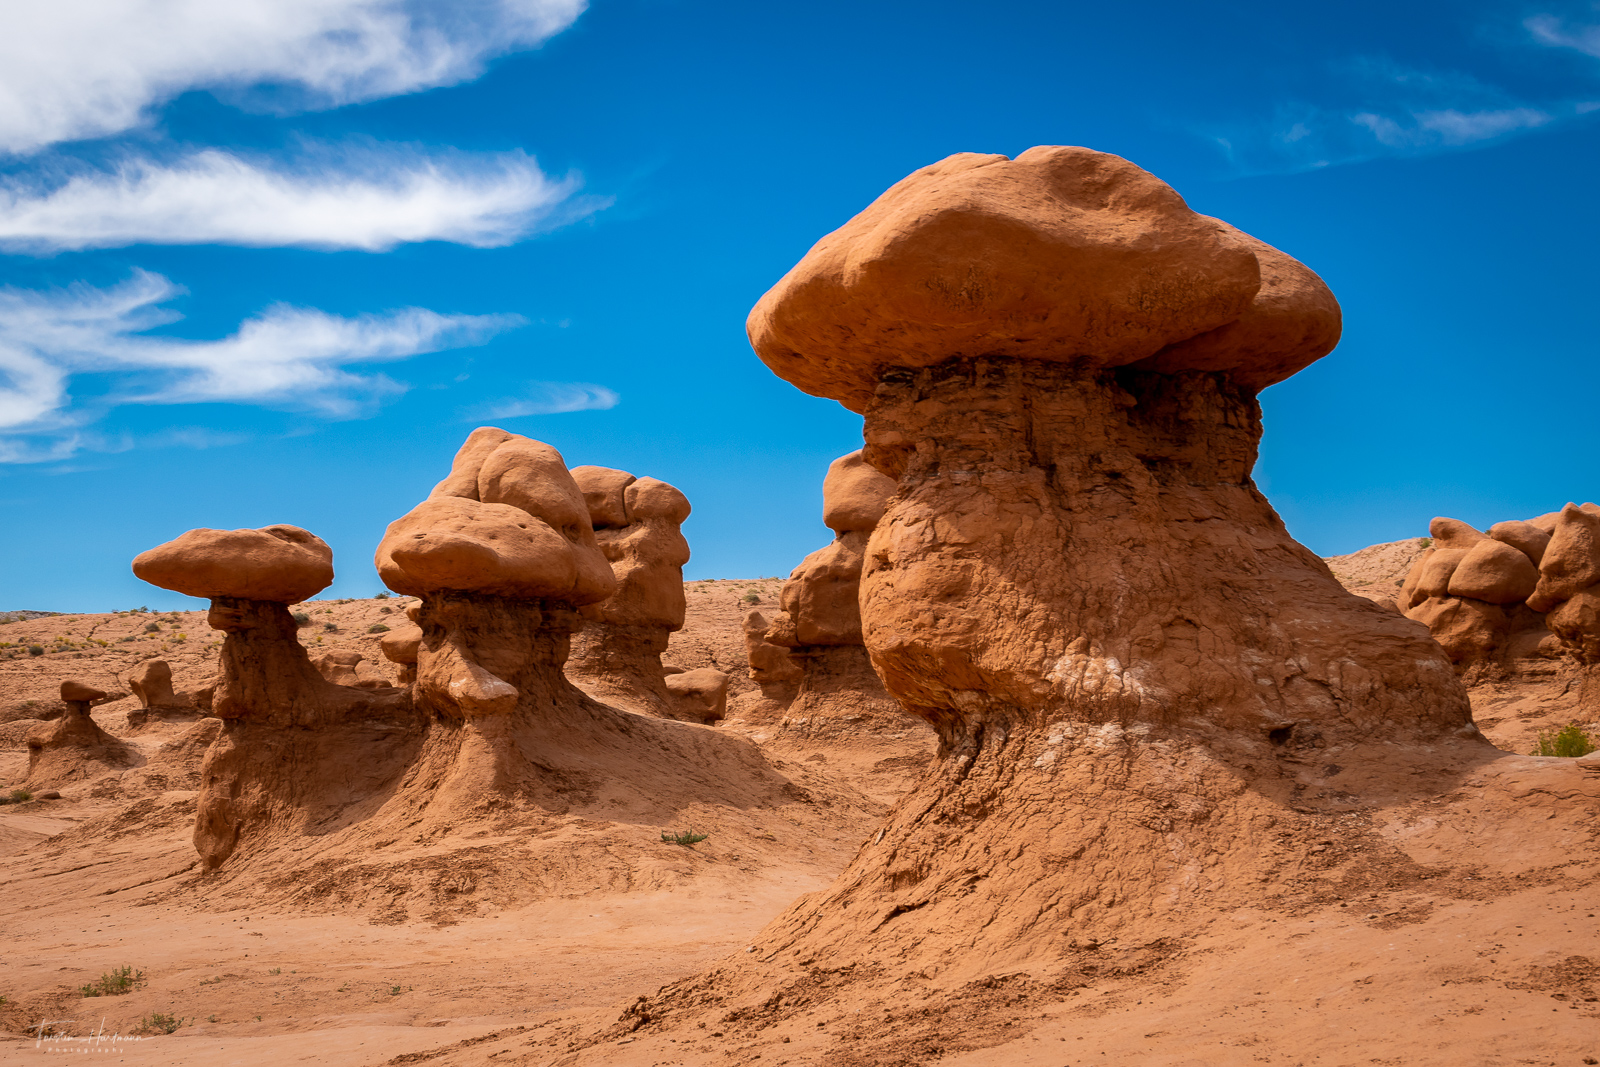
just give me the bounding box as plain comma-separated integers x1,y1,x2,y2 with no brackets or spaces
676,146,1478,1000
133,524,410,867
25,679,137,787
562,465,696,717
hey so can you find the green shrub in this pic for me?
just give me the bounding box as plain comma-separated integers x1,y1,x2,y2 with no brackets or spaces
367,623,390,634
27,645,43,656
10,788,33,803
323,622,338,632
138,1013,184,1034
1531,722,1599,758
740,593,761,604
144,622,160,633
80,966,145,997
292,612,311,626
661,829,709,847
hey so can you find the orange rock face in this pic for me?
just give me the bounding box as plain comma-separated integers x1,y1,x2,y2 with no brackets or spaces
748,146,1339,412
376,428,615,604
564,466,694,717
132,524,333,603
1397,506,1600,676
722,146,1474,981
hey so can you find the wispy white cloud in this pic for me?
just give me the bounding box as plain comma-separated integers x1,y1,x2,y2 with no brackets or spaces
1527,12,1600,58
475,381,620,419
0,270,526,459
1205,55,1587,175
0,0,586,155
0,146,595,252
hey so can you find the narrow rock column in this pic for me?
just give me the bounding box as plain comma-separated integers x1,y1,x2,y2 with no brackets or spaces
563,466,694,716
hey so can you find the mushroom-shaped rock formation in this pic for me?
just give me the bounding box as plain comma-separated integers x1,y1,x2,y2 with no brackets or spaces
563,465,695,717
617,147,1484,1030
754,450,910,741
25,679,137,787
376,428,616,718
132,524,412,868
361,427,793,850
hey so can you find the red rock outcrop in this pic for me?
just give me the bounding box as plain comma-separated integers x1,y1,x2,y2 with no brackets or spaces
622,147,1480,1027
563,465,696,717
132,524,411,867
365,428,793,845
1398,507,1600,682
741,609,802,687
662,665,730,724
752,450,907,741
25,679,137,787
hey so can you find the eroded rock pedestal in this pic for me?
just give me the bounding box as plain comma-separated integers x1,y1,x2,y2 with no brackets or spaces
563,466,698,718
613,148,1487,1036
370,428,784,837
132,524,412,868
749,451,907,740
25,680,137,787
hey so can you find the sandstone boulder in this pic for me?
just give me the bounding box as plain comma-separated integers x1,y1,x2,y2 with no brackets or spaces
1414,549,1468,600
377,428,614,604
821,451,896,533
129,659,183,709
132,525,333,603
747,146,1341,412
311,650,391,690
663,668,729,725
1489,520,1551,566
1447,539,1539,605
1429,517,1486,553
1528,503,1600,613
742,610,802,686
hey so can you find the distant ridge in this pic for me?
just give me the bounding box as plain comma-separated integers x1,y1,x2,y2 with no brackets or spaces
0,610,63,623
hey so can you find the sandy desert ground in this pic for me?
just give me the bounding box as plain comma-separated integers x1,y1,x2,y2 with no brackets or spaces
2,551,1598,1067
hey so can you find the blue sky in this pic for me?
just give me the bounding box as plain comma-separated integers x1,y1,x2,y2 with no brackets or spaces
1,0,1597,611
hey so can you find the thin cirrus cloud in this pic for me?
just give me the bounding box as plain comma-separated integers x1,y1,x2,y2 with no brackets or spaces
0,270,537,458
1205,18,1600,176
1527,11,1600,58
0,147,593,253
473,381,620,420
0,0,586,156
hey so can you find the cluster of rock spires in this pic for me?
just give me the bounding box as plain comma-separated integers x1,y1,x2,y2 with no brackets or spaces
42,144,1592,1040
1400,506,1600,685
121,426,757,872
